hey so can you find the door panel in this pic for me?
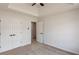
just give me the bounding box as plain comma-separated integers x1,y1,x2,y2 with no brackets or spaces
1,17,13,50
37,21,44,43
1,17,24,51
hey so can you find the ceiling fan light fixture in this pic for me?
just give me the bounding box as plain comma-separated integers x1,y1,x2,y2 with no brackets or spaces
32,3,36,6
40,3,44,6
32,3,44,6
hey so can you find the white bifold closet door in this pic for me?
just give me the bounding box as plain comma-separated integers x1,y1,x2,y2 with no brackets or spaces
1,17,26,52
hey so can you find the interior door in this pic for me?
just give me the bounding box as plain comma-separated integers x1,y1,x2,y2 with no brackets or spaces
0,19,1,49
1,17,24,51
37,21,44,43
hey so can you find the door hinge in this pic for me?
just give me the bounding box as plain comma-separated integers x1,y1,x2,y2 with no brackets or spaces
0,20,1,22
0,33,1,35
0,46,1,48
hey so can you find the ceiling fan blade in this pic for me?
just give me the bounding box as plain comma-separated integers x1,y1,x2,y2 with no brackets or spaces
32,3,36,6
40,3,44,6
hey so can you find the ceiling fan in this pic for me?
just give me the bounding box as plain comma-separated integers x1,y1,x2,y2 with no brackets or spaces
32,3,44,6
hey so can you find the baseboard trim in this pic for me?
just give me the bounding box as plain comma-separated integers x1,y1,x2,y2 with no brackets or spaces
0,43,31,54
43,43,78,55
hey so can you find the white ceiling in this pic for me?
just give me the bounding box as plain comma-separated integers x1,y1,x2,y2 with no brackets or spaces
39,3,79,17
8,3,39,16
0,3,79,17
0,3,8,9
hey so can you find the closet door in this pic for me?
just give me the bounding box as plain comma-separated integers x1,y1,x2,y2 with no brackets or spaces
1,17,24,51
1,17,15,51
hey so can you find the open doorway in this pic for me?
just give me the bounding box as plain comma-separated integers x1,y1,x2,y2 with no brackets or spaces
31,22,36,43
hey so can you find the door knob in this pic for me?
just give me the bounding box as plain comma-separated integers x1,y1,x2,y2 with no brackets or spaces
40,33,43,34
9,34,16,36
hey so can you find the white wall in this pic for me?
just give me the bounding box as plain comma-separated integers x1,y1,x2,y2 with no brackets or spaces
0,9,37,52
38,8,79,54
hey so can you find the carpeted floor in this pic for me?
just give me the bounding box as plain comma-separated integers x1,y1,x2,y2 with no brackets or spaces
0,41,76,55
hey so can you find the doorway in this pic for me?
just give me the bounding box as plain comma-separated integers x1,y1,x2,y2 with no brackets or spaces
31,22,36,43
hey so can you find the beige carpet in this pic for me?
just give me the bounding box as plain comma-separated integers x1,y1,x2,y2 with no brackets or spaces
0,41,76,55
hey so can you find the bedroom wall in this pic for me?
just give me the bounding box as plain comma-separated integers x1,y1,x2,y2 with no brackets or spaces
38,8,79,54
0,9,37,52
